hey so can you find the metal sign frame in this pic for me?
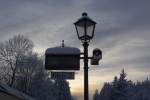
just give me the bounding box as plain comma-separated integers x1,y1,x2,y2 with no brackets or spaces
51,72,75,80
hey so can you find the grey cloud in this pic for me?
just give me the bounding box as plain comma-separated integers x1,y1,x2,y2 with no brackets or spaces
86,0,150,41
0,0,77,43
0,0,150,69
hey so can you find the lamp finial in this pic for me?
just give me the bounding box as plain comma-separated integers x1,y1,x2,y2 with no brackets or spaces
82,12,87,16
62,40,65,47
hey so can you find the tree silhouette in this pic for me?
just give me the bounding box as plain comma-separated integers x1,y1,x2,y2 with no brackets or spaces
0,35,33,86
110,69,129,100
93,69,150,100
93,89,99,100
0,34,73,100
53,79,72,100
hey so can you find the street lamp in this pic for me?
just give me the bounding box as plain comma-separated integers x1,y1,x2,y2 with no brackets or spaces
74,12,97,100
74,12,96,42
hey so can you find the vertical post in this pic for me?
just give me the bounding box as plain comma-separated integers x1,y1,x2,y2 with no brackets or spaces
83,41,89,100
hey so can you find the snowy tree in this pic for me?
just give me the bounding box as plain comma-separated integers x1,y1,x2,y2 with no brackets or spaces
29,65,55,100
94,70,150,100
0,34,74,100
94,69,136,100
99,83,112,100
110,69,129,100
14,52,40,94
93,89,99,100
0,34,33,86
131,78,150,100
53,79,72,100
30,70,73,100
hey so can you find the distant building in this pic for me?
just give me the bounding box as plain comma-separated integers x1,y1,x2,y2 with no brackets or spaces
0,82,35,100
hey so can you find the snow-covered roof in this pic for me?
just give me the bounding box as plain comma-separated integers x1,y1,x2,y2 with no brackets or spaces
45,46,80,55
0,82,35,100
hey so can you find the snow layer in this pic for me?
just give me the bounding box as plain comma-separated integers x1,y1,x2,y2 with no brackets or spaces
45,46,80,55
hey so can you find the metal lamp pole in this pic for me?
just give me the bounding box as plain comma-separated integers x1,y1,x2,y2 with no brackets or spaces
83,41,89,100
74,12,97,100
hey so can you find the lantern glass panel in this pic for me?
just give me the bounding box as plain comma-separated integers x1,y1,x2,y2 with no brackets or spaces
86,23,95,38
76,25,85,38
75,20,95,40
74,13,96,40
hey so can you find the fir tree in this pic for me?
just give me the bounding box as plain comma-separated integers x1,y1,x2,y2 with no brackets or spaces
94,69,150,100
93,89,99,100
99,83,112,100
111,69,129,100
53,79,72,100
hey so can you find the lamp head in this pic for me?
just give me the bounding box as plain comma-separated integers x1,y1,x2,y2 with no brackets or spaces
74,12,96,42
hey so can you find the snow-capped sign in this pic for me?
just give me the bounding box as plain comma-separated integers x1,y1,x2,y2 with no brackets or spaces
45,46,80,70
51,72,75,80
45,46,80,55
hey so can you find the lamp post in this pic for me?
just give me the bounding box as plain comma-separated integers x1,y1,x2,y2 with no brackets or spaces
74,12,96,100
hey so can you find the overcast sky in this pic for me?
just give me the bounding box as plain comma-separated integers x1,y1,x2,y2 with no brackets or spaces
0,0,150,100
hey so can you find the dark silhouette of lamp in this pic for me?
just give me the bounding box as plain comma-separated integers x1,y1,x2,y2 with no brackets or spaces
74,12,96,42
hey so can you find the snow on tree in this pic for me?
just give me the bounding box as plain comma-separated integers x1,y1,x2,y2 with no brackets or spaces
0,34,33,86
110,69,129,100
0,34,73,100
53,79,73,100
29,64,55,100
14,52,41,94
99,83,112,100
93,69,150,100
